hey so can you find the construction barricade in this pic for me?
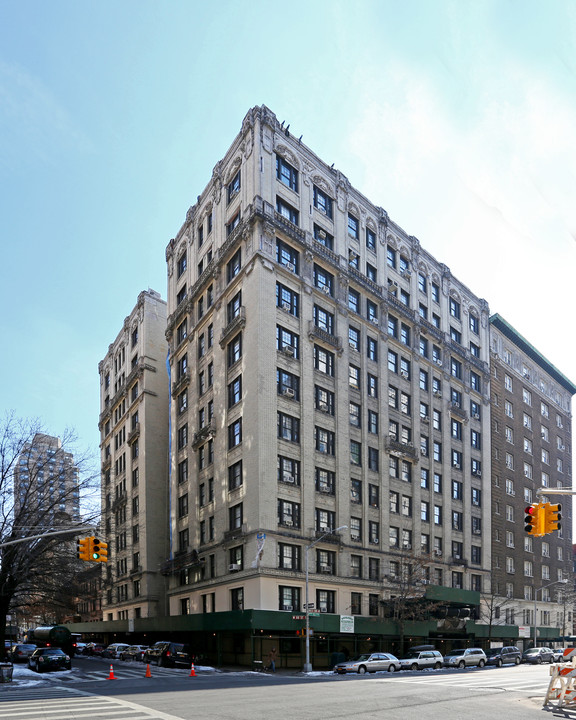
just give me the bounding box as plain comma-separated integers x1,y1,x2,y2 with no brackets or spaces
544,649,576,707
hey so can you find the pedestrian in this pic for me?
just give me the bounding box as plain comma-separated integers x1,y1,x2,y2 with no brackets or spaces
267,646,277,672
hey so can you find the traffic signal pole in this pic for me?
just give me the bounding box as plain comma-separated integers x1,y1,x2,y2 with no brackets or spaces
0,527,96,548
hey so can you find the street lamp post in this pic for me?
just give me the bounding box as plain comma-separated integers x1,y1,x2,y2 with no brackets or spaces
303,525,347,673
533,579,568,647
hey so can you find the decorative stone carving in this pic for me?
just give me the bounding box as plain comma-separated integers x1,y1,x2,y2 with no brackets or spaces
275,144,300,169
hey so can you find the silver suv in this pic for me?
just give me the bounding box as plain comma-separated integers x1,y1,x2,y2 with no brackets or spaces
399,648,443,670
443,647,487,668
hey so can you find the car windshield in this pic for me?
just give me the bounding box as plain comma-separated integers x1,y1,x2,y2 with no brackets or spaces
444,650,464,656
402,651,421,659
43,649,65,655
485,649,501,657
524,649,539,654
350,654,371,662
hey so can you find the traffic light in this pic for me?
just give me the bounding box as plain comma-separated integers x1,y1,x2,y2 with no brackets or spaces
543,503,562,534
89,537,108,563
525,503,545,536
76,537,91,561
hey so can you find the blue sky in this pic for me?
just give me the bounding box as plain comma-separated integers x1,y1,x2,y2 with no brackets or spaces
1,0,575,476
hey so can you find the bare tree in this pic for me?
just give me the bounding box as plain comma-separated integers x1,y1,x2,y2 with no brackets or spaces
476,585,516,645
381,548,440,655
0,413,99,656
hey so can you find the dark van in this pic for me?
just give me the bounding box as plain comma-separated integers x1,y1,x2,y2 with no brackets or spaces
143,641,194,668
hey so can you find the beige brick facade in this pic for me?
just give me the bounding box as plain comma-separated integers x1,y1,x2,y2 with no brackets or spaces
164,106,493,620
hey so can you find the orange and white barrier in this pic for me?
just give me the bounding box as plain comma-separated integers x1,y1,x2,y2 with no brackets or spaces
544,649,576,707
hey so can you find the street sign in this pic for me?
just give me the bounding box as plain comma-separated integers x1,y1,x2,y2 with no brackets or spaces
303,603,315,609
292,615,305,620
309,612,320,616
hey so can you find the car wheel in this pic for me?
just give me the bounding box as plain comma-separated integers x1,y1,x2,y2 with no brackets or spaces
433,662,441,670
458,661,465,669
388,664,397,673
514,657,520,665
478,660,485,668
358,666,367,674
496,659,502,667
410,663,419,671
549,657,554,664
536,656,542,664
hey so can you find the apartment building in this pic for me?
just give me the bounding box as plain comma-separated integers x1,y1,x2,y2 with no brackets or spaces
98,289,169,620
14,432,79,522
489,314,575,642
163,105,493,663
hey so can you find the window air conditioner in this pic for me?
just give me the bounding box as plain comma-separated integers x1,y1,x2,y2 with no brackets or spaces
282,347,295,358
283,474,295,484
283,519,293,527
318,401,329,412
284,605,293,612
371,318,379,326
317,229,327,239
322,286,331,294
434,550,442,557
320,565,332,573
472,413,480,419
281,301,291,312
400,370,408,378
283,388,295,398
229,563,241,571
286,262,295,272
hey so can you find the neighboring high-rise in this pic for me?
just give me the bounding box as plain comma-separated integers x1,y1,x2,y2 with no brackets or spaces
14,432,79,523
98,289,169,620
163,105,493,657
489,314,575,641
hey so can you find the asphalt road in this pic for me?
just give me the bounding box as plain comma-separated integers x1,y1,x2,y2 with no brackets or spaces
0,657,562,720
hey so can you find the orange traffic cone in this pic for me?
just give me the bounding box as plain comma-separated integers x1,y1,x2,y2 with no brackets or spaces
107,664,116,680
145,663,152,678
189,663,196,677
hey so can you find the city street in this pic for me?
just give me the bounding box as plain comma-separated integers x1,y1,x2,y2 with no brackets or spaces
0,658,563,720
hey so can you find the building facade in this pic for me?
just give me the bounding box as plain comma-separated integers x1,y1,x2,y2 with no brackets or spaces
162,105,494,661
489,314,575,642
98,289,169,621
14,433,79,523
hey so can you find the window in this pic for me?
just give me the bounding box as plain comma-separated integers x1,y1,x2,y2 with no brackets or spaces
277,368,299,400
366,299,378,324
228,461,243,490
177,459,188,484
231,587,244,611
367,409,379,434
450,326,462,344
276,154,298,191
349,401,361,427
368,484,379,508
227,169,241,202
366,335,378,361
313,185,333,218
314,345,334,376
276,282,299,316
348,287,360,313
431,282,440,303
177,252,187,278
368,447,379,471
315,467,335,494
227,249,242,282
315,385,335,415
278,545,301,572
449,297,461,319
400,323,410,346
314,264,334,295
348,213,359,239
367,373,378,398
277,412,300,443
348,326,360,351
313,223,334,250
176,284,187,307
350,440,362,465
369,521,379,544
523,388,532,406
276,239,299,273
366,227,376,250
276,325,299,358
276,196,299,225
278,585,301,612
278,499,300,528
278,456,300,486
228,418,242,448
314,304,334,334
228,376,242,407
177,424,188,451
315,426,335,455
470,371,481,392
451,357,462,379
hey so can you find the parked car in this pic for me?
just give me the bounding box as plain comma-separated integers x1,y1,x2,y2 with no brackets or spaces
28,647,72,672
73,642,87,654
398,648,443,671
334,652,400,674
443,648,487,668
9,644,36,662
551,648,567,663
83,642,105,656
120,645,149,662
522,647,555,664
485,646,522,667
143,641,195,668
102,643,130,659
